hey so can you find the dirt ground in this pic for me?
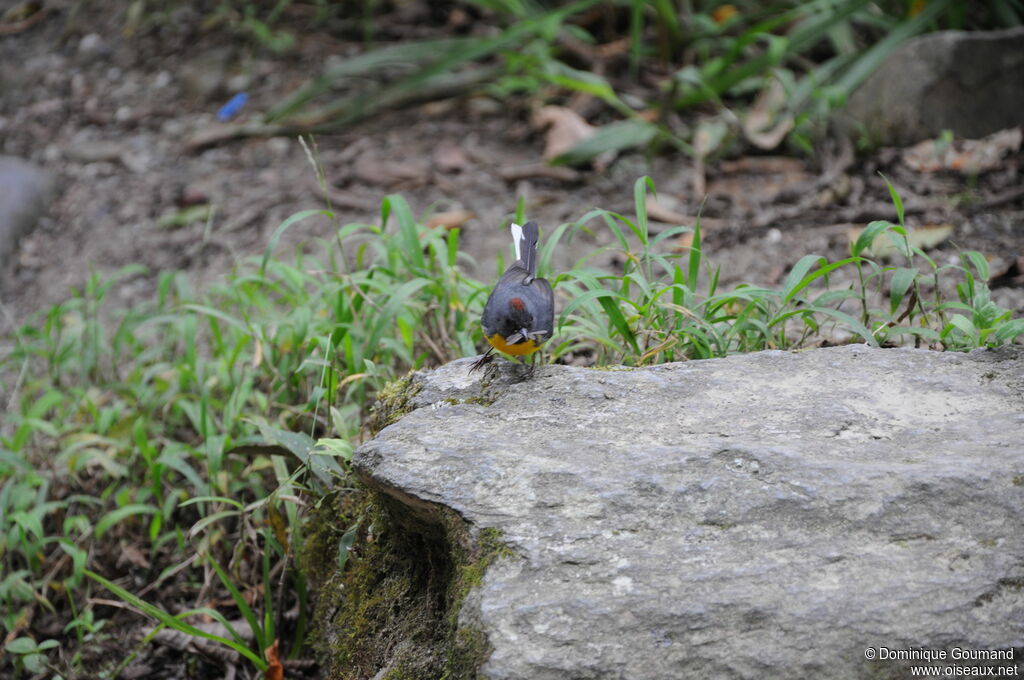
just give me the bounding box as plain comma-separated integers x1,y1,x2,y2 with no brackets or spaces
3,3,1023,342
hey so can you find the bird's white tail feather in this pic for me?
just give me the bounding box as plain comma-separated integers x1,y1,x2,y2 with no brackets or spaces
510,223,523,261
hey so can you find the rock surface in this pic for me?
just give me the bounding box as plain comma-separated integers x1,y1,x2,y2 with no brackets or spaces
841,27,1024,145
353,346,1024,679
0,156,54,271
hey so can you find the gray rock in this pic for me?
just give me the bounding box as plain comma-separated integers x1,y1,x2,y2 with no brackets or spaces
0,156,54,270
353,346,1024,679
840,27,1024,145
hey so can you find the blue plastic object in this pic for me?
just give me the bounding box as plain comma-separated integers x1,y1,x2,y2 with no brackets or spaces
217,92,249,121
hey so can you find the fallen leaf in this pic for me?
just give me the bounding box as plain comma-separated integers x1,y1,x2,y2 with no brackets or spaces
265,640,284,680
433,142,470,173
552,119,655,170
743,79,794,150
673,232,695,251
693,117,728,197
426,209,475,230
645,195,690,225
0,0,49,36
712,4,738,22
532,106,597,161
269,504,289,552
902,128,1022,174
117,543,151,569
178,184,210,207
719,156,806,175
986,255,1014,281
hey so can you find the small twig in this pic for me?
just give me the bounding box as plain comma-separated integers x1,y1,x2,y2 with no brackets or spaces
497,164,582,182
972,183,1024,211
0,4,51,35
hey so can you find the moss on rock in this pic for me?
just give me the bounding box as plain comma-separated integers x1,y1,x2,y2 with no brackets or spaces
302,487,511,679
366,373,422,436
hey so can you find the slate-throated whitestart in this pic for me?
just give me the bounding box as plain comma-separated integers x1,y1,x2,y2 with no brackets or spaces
471,221,554,371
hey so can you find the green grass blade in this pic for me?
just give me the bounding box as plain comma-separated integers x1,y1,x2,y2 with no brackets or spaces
85,569,268,670
94,505,158,539
889,267,918,315
208,555,266,652
261,210,335,276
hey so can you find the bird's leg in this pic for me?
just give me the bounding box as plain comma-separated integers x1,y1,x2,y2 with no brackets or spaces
469,346,496,372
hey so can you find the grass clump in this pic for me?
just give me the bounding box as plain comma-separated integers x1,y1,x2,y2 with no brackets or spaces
0,195,484,677
547,176,1023,366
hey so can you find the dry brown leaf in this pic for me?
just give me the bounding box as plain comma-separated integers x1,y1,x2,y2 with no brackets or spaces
719,156,806,174
712,4,739,22
902,127,1022,174
426,209,475,230
645,195,690,225
693,118,729,196
743,80,794,150
0,1,50,36
433,142,470,173
117,543,151,570
532,106,598,161
269,504,289,552
673,232,695,251
265,640,284,680
986,255,1014,281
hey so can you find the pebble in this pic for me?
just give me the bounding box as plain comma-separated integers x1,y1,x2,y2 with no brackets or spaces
66,140,125,163
467,96,502,117
78,33,103,56
226,73,251,93
42,145,61,163
161,119,186,136
267,137,290,155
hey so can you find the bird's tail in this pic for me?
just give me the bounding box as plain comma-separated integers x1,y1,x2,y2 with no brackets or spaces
511,221,540,276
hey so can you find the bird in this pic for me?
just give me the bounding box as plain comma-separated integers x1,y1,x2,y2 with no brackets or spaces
471,221,554,372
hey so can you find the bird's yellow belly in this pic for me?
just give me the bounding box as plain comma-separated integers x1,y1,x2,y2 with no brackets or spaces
486,333,542,356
